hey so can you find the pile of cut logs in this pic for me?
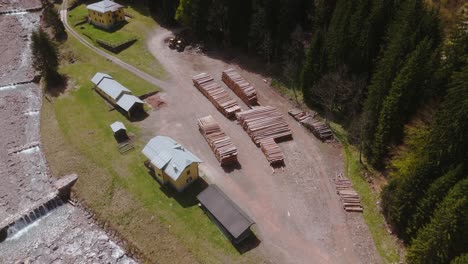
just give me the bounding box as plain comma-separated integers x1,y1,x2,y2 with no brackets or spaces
288,108,333,141
259,138,284,164
288,108,315,122
222,68,258,106
198,115,238,165
301,119,334,141
236,106,292,145
333,177,363,212
192,73,241,118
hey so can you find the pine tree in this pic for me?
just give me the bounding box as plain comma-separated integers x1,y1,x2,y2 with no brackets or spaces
31,29,61,88
301,29,325,105
406,165,465,239
370,38,435,165
362,0,440,165
450,254,468,264
43,4,65,40
406,179,468,264
382,63,468,241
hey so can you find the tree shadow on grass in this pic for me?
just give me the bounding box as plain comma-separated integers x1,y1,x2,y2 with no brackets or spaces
45,75,68,97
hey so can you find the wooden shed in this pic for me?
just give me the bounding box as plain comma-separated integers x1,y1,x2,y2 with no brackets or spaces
197,185,255,244
110,121,128,142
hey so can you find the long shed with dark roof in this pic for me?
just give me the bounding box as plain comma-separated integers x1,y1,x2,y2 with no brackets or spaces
197,184,255,244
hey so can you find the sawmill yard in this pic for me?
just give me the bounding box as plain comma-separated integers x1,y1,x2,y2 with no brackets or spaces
40,3,401,264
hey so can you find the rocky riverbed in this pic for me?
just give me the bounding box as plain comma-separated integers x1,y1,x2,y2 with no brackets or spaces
0,3,137,263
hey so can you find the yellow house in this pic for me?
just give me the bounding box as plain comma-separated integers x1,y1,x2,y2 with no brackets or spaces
86,0,125,30
142,136,203,192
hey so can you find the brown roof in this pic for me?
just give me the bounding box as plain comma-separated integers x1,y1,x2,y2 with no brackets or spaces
197,185,254,239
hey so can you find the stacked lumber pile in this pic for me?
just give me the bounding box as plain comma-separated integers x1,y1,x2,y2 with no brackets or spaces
333,177,363,212
236,106,292,145
192,73,241,118
288,108,315,122
259,138,284,164
301,119,334,141
222,68,258,106
198,115,238,165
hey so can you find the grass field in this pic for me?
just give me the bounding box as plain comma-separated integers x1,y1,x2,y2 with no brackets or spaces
331,124,403,263
42,34,262,263
67,3,166,79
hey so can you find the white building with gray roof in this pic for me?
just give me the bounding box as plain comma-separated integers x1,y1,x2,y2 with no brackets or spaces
91,72,145,119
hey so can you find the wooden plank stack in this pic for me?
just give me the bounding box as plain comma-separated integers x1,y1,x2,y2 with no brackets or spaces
222,68,258,106
236,106,292,145
333,177,363,212
192,73,241,118
198,115,238,165
259,138,284,164
301,119,334,141
288,108,315,122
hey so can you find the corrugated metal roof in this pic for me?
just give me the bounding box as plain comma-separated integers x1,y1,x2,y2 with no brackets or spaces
141,136,202,181
98,78,131,100
91,72,112,86
110,121,126,132
197,185,254,240
87,0,123,13
116,94,143,111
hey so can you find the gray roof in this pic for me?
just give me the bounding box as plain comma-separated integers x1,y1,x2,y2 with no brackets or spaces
87,0,123,13
110,121,126,132
117,94,144,111
197,185,254,239
97,78,131,101
142,136,202,181
91,72,112,86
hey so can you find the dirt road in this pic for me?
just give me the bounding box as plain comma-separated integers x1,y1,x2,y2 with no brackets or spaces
143,28,381,264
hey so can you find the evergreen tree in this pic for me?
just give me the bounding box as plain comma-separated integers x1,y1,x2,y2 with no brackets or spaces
407,165,465,239
362,0,440,166
370,38,436,165
43,4,65,40
450,254,468,264
382,63,468,241
406,179,468,264
31,29,61,88
301,29,325,105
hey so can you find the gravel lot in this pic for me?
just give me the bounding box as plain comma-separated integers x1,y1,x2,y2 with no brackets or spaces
142,27,381,264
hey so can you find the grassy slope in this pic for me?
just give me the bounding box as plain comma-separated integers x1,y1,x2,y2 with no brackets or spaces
42,34,261,263
331,124,403,263
67,4,166,79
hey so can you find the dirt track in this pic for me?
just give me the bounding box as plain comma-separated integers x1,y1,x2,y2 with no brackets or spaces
143,28,381,264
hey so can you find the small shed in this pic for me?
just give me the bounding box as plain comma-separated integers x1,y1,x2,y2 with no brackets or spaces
117,94,144,119
110,121,128,142
197,185,255,244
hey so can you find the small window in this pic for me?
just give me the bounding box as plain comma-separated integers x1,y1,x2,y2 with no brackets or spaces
186,177,193,183
187,170,190,175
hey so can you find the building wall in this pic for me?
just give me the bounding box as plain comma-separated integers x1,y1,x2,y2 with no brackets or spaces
169,163,199,192
153,166,168,184
150,162,199,192
88,8,125,29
